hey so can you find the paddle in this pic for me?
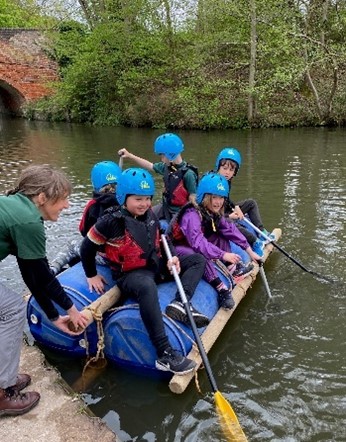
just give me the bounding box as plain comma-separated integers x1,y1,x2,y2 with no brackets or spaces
118,152,124,170
161,234,247,441
240,217,337,284
258,264,272,298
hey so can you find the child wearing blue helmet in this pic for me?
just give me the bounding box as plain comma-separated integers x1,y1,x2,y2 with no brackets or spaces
215,147,275,256
79,161,122,237
118,133,198,221
80,168,208,375
168,173,262,311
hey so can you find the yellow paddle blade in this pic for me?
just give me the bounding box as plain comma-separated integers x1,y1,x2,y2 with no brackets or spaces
214,391,248,441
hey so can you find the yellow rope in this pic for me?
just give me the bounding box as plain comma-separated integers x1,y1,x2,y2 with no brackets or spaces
163,314,207,395
162,313,196,345
194,368,202,394
82,306,107,377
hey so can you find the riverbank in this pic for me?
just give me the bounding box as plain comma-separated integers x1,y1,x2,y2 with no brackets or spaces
0,343,119,442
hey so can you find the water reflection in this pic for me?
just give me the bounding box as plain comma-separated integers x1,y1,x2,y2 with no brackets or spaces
1,117,345,441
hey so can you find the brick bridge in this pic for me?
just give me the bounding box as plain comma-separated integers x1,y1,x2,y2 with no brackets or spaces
0,28,58,115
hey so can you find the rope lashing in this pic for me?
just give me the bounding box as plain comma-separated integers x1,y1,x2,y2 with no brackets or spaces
82,306,106,375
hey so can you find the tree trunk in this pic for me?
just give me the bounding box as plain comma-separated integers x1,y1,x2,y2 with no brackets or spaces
196,0,206,33
162,0,174,51
321,0,328,45
77,0,96,28
248,0,257,124
303,0,338,122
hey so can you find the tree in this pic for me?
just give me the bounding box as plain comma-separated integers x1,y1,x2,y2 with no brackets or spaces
30,0,346,127
0,0,46,27
248,0,257,123
299,0,346,123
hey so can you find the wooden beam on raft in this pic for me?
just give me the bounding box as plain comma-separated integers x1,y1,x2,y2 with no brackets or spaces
79,285,121,328
169,228,282,395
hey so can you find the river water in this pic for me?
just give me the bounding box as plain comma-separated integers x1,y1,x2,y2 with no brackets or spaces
0,117,345,441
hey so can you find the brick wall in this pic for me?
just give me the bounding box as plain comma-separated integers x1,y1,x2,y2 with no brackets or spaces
0,28,58,107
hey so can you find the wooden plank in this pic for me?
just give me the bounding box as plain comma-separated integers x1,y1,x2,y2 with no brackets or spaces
169,228,282,394
81,285,121,327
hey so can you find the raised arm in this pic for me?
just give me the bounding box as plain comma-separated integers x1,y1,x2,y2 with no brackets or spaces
118,148,154,171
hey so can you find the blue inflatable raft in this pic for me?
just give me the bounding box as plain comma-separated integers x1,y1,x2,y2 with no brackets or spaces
27,260,233,374
27,228,279,382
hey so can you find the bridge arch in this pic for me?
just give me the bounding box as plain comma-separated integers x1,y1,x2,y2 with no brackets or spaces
0,79,25,114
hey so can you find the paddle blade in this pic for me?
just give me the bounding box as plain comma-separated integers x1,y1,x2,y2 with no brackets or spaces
214,391,248,441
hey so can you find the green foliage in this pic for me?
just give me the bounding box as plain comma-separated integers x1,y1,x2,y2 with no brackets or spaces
0,0,52,28
49,21,88,71
34,0,346,128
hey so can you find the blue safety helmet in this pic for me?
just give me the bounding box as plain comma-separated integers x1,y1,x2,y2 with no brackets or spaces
153,133,184,161
91,161,122,192
215,147,242,176
116,168,155,205
196,172,229,204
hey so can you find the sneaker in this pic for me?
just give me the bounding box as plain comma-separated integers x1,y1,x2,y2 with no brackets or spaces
155,349,196,375
233,261,254,279
260,229,275,244
218,289,235,310
166,300,209,328
0,388,40,417
252,239,264,257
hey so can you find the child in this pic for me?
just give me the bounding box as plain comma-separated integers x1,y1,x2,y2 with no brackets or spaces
118,133,198,221
79,161,122,237
215,147,275,256
80,167,208,375
168,173,262,311
49,161,122,275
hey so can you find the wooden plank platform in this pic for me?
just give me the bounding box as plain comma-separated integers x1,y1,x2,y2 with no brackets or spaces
169,228,282,394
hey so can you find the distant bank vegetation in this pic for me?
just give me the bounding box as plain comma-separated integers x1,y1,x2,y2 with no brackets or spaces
4,0,346,129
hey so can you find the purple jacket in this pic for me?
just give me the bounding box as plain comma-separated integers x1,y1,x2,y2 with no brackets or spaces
178,207,250,260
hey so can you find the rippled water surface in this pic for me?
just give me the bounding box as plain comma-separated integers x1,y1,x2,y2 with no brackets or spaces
0,118,345,441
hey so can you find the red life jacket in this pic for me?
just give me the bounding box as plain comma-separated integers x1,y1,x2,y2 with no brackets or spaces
105,209,161,273
79,199,97,235
79,193,119,237
168,203,197,246
163,163,198,208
